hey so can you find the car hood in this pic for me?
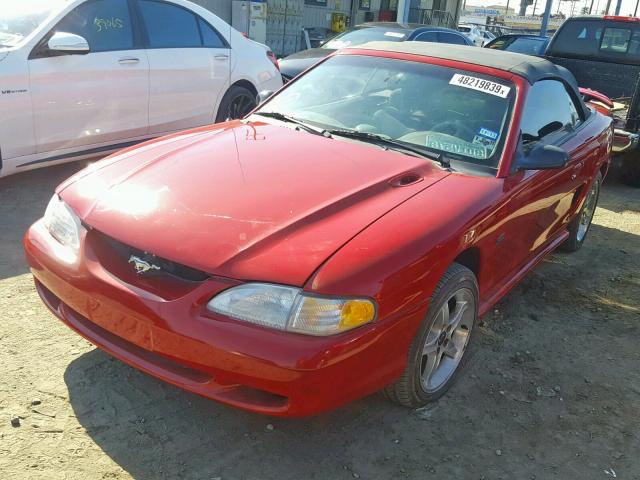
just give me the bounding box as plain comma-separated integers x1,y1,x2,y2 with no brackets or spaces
59,121,448,286
279,48,334,77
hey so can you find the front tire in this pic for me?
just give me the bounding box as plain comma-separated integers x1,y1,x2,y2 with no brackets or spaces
215,85,257,123
383,263,478,407
561,172,602,252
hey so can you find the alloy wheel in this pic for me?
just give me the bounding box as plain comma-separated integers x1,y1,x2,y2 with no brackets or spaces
577,179,599,243
420,288,475,393
227,93,256,120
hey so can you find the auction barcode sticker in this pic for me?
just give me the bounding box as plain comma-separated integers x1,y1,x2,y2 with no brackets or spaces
449,74,511,98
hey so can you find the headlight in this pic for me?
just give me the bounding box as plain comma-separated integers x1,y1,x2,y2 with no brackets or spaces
43,195,81,251
207,283,376,336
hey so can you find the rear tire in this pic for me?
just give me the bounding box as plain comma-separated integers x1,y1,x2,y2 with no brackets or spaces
621,154,640,187
561,172,602,252
215,85,257,123
383,263,478,407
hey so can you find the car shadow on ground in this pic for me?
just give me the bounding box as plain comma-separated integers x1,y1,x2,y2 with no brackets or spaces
0,161,89,280
62,220,640,480
63,348,407,479
599,169,640,214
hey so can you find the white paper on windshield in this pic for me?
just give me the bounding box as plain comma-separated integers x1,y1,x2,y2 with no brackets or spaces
449,73,511,98
384,32,405,38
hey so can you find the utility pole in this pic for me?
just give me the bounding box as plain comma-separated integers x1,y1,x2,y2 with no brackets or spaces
614,0,622,14
541,0,554,36
604,0,613,14
589,0,595,13
635,0,640,16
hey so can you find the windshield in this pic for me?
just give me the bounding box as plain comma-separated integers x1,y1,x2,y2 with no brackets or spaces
323,27,408,49
257,55,515,169
0,0,66,48
489,37,547,55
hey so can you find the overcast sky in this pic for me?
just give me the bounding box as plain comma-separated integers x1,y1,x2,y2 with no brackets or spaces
465,0,640,17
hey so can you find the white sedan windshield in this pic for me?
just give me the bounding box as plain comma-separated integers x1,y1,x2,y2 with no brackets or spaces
259,55,515,168
0,0,67,48
323,28,408,49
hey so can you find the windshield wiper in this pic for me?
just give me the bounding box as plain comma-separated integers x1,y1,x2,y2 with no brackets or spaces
252,111,329,137
327,129,451,169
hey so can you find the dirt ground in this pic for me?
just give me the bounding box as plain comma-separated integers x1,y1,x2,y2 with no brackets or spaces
0,161,639,480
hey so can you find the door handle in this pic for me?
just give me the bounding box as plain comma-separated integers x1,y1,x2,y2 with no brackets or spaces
214,54,229,61
118,57,140,65
571,162,584,180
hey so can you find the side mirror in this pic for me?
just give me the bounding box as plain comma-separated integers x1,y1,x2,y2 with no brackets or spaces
517,144,569,171
47,32,90,55
256,90,275,105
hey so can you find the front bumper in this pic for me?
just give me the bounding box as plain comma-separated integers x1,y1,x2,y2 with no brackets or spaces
24,220,414,416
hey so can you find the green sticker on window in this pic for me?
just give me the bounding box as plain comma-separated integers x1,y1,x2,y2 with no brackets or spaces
426,135,488,159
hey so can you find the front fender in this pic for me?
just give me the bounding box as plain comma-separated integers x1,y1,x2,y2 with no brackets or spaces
305,173,504,343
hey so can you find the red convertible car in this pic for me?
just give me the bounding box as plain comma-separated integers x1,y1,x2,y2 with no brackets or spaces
24,43,612,417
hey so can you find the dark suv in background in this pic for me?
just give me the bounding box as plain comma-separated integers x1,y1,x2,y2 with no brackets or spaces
546,15,640,186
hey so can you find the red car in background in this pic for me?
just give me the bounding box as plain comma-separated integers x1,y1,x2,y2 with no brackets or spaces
24,43,612,417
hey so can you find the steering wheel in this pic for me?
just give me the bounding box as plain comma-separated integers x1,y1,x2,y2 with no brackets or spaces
326,77,366,98
430,119,476,141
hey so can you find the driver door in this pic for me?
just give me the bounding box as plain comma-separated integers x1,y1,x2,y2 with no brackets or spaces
498,80,590,278
28,0,149,155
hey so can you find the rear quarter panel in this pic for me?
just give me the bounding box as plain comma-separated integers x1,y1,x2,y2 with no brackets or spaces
228,30,282,93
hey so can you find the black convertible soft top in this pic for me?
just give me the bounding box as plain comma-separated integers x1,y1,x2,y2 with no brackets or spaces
353,41,580,88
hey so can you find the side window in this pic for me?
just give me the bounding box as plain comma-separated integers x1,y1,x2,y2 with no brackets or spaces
549,20,602,57
600,27,631,53
199,18,226,48
629,30,640,55
439,32,467,45
138,0,201,48
521,80,582,144
414,31,438,43
55,0,134,52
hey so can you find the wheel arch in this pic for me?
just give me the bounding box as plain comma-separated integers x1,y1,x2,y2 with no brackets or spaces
215,79,259,122
228,79,258,97
453,247,481,284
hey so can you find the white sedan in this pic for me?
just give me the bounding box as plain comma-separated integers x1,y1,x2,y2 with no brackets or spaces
0,0,282,178
457,24,485,46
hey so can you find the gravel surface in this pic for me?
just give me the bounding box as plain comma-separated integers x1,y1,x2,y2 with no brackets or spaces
1,161,639,480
